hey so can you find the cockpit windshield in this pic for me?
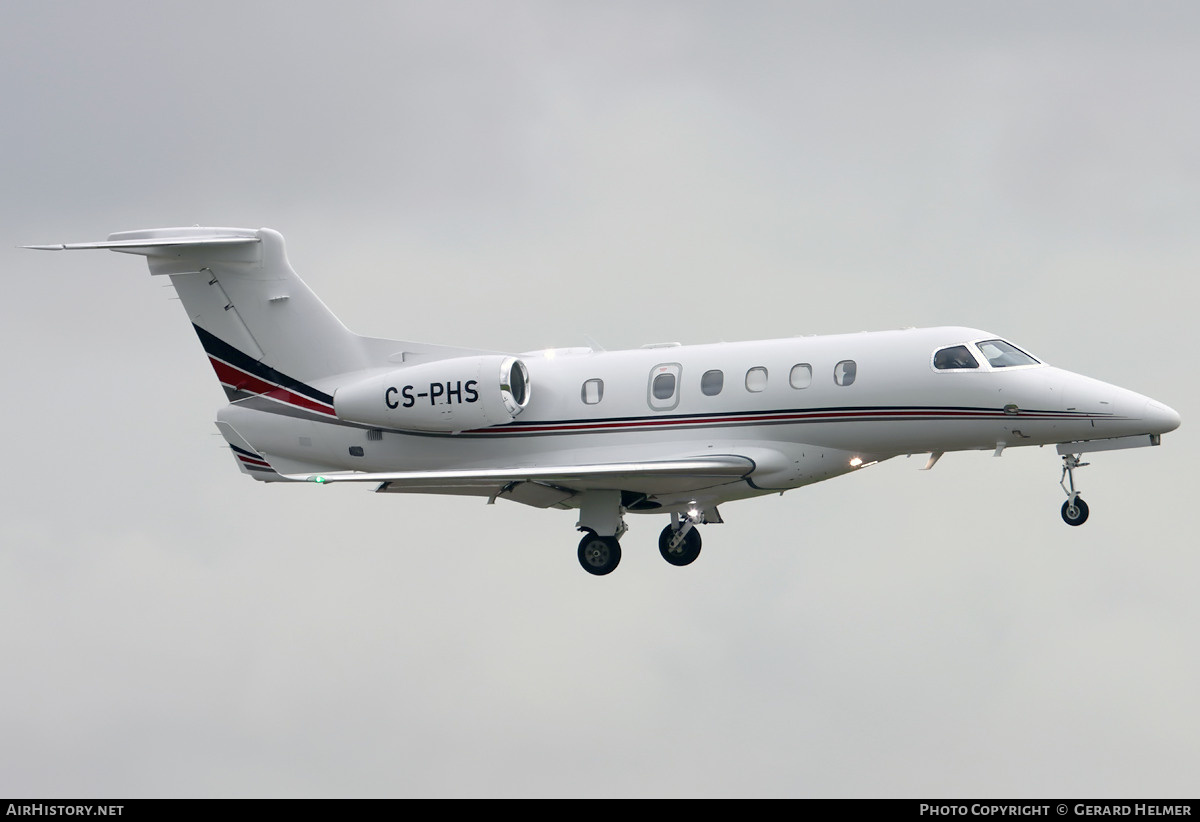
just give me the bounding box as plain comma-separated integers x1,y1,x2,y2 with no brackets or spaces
933,345,979,370
976,339,1039,368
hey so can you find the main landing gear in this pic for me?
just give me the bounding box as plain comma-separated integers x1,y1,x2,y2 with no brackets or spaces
658,512,702,567
576,522,705,575
577,532,622,576
1059,454,1090,526
574,492,710,575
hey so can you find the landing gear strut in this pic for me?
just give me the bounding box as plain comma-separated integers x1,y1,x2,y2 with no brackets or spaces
658,512,703,566
575,490,626,575
1060,454,1090,526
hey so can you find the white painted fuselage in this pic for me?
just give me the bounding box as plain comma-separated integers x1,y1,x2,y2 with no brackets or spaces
219,325,1178,512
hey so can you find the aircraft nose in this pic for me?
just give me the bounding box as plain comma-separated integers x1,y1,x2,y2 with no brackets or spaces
1144,399,1182,434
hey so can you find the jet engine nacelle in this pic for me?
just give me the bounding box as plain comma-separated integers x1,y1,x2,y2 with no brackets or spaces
334,355,531,432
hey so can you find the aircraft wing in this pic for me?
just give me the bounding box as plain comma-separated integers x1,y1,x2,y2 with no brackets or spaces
268,454,757,507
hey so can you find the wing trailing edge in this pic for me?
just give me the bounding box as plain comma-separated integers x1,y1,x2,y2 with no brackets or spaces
273,454,757,491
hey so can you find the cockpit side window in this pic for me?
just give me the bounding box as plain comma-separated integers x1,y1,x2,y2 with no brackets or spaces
977,339,1039,368
933,345,979,370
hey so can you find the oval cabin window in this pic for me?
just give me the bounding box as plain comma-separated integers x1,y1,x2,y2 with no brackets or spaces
701,369,724,396
745,367,768,393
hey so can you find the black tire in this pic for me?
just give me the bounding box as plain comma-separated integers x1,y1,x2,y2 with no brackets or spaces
658,524,702,566
578,533,621,575
1061,497,1090,526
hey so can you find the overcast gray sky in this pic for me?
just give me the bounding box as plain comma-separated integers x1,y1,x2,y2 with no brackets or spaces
2,1,1197,798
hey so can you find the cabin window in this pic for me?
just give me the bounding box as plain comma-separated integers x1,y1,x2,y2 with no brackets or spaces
789,363,812,389
647,363,682,410
933,345,979,370
977,339,1039,368
701,369,724,396
581,379,604,404
745,367,768,393
834,360,856,386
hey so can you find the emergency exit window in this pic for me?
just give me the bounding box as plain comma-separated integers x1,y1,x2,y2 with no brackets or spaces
581,379,604,404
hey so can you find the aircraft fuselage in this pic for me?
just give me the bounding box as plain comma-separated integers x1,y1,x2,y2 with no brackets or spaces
218,325,1178,513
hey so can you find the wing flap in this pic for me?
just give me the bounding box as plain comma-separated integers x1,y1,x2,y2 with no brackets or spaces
375,480,577,509
273,454,756,495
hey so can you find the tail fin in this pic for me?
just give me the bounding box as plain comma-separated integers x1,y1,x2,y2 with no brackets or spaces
28,226,499,408
32,226,384,416
46,227,370,386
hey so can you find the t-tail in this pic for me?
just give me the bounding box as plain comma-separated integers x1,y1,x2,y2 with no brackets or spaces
26,226,494,478
33,227,371,393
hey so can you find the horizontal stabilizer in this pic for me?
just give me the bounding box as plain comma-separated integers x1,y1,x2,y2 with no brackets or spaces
24,236,259,251
24,227,260,253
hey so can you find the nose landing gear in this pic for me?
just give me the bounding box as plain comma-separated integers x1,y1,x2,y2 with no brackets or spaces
1059,454,1090,526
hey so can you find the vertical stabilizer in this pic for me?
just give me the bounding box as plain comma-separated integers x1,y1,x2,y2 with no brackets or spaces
105,227,370,384
26,226,500,409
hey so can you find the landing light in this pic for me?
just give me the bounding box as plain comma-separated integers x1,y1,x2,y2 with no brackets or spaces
849,457,864,468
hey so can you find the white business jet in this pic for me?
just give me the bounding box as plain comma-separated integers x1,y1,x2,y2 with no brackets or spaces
28,227,1181,575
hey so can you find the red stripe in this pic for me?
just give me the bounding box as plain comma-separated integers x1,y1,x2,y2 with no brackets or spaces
236,454,272,468
209,357,336,417
469,410,995,434
461,408,1088,435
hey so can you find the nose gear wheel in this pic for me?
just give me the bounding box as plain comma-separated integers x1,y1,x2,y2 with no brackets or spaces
1061,497,1090,526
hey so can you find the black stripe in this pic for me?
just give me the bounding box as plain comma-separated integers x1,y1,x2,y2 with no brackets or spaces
193,324,334,406
498,404,1104,428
